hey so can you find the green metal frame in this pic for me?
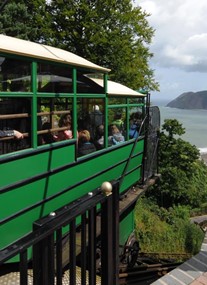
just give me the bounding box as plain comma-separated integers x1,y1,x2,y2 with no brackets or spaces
0,52,147,260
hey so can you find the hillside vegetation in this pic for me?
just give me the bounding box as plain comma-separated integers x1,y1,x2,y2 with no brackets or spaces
135,119,207,258
167,90,207,109
135,199,204,257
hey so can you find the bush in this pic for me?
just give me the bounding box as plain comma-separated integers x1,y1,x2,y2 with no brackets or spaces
134,198,204,256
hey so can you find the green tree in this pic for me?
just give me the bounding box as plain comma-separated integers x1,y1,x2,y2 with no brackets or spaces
0,0,50,41
0,1,32,39
47,0,158,91
0,0,159,91
147,119,207,208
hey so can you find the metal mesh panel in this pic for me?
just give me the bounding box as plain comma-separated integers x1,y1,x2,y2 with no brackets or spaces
143,106,160,181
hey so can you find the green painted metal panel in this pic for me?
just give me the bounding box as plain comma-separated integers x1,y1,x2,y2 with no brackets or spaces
119,211,134,246
0,139,144,251
0,143,76,188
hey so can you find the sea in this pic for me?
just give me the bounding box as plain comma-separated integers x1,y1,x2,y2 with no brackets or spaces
152,99,207,154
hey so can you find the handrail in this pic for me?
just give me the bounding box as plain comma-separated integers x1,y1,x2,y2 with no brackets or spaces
0,188,106,264
119,114,148,187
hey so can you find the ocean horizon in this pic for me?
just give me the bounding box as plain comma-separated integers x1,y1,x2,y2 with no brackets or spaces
152,99,207,154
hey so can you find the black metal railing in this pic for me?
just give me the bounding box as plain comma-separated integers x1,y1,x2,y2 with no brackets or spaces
0,181,120,285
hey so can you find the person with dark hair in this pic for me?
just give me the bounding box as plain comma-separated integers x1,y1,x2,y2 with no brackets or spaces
90,105,103,127
57,113,73,141
78,130,96,156
42,122,57,144
129,112,142,139
0,129,23,139
94,124,104,150
129,116,139,139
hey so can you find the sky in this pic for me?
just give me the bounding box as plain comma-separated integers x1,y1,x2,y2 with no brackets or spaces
135,0,207,101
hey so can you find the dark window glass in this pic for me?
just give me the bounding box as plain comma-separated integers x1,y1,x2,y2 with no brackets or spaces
77,73,104,94
37,97,73,145
77,98,104,154
37,63,73,93
108,97,126,105
0,57,31,92
0,97,31,154
129,98,144,104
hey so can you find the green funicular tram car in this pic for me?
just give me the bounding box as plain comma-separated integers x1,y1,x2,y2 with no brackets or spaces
0,34,160,268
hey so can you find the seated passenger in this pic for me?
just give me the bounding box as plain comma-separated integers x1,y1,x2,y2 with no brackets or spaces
108,124,125,146
94,124,104,150
78,130,96,156
0,129,23,139
42,122,57,144
132,112,142,131
129,116,139,139
112,111,124,132
57,113,73,141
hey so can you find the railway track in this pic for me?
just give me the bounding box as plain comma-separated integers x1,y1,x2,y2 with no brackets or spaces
119,256,183,285
119,215,207,284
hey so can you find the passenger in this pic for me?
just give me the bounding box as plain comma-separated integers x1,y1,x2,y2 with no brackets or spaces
112,111,124,132
42,122,58,144
90,105,103,128
108,124,125,146
0,129,23,139
94,124,104,150
57,113,73,141
129,115,139,139
132,112,142,132
78,130,96,156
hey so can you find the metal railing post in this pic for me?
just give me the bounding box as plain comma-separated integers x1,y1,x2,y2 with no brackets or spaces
33,226,55,285
101,181,119,285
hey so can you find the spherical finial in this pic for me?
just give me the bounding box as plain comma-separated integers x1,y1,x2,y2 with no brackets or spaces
101,181,113,196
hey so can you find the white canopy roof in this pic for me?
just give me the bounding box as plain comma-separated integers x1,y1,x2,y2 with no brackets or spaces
90,78,146,97
0,34,110,72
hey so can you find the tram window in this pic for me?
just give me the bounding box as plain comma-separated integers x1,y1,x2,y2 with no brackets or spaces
108,108,126,146
38,97,73,145
0,97,31,154
0,57,31,92
129,98,144,104
108,97,126,105
77,98,104,151
37,63,73,93
76,73,104,94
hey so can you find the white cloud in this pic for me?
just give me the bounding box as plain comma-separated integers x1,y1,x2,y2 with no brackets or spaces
138,0,207,71
135,0,207,98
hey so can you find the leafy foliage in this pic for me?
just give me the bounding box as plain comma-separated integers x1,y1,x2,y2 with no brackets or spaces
0,2,32,39
47,0,158,91
191,202,207,216
135,198,204,256
0,0,159,92
147,119,207,208
135,119,207,257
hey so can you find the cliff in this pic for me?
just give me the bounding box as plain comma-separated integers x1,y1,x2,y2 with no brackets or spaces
166,91,207,109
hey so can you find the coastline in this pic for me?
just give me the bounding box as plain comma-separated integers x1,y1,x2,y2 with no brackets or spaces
158,104,207,149
201,153,207,165
199,148,207,165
